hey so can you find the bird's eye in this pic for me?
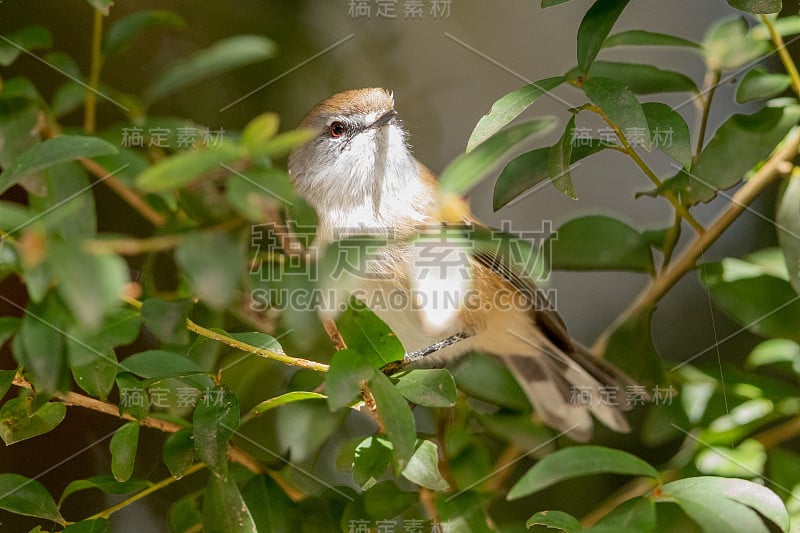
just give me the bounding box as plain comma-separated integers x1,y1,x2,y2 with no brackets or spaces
329,121,347,138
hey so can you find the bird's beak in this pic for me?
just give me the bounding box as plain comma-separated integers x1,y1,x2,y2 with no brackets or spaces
371,109,397,129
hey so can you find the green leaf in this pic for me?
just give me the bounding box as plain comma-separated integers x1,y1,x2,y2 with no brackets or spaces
71,348,118,400
59,475,150,506
368,371,416,470
170,493,202,533
121,349,212,390
737,66,792,103
542,0,572,6
85,0,113,15
0,25,53,66
0,473,60,521
63,519,110,533
163,427,196,479
141,298,192,345
569,62,698,95
0,317,21,347
696,438,766,478
202,475,257,533
0,100,41,172
241,112,280,153
110,421,139,482
777,167,800,295
0,369,16,400
751,16,800,40
175,231,247,310
603,30,701,49
704,17,771,71
666,105,800,205
50,241,128,331
115,373,150,420
595,497,656,531
104,10,185,56
494,140,607,210
336,302,404,367
361,480,418,520
241,475,297,532
727,0,781,14
435,491,494,533
583,76,651,151
248,391,327,417
657,476,789,533
275,397,345,463
225,167,295,222
467,77,565,152
576,0,630,74
401,440,449,491
450,352,529,411
259,129,317,159
642,102,692,170
547,215,654,273
746,338,800,372
353,436,393,489
395,369,456,407
440,119,556,195
527,510,582,532
0,136,118,196
29,161,96,238
15,297,66,394
193,385,239,476
144,35,277,105
702,250,800,342
135,143,244,192
547,114,578,199
52,82,86,118
508,445,658,500
603,307,665,389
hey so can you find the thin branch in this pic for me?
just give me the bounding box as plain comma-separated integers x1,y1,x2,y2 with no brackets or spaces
754,415,800,449
694,69,721,164
11,375,267,477
87,463,206,521
80,158,166,227
761,15,800,98
84,9,103,133
580,478,655,527
587,105,704,234
322,319,347,351
660,213,682,273
592,128,800,354
122,295,329,373
84,234,182,255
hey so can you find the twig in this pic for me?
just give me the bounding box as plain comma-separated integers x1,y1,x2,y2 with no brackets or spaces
87,463,207,521
84,234,182,255
80,158,166,227
593,128,800,354
754,416,800,449
121,295,330,373
323,319,348,351
420,487,440,524
694,69,721,164
761,15,800,98
84,8,103,133
587,105,704,234
485,445,522,493
11,375,270,480
580,475,665,527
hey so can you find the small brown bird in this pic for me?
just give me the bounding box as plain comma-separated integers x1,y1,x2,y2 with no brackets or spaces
288,88,635,441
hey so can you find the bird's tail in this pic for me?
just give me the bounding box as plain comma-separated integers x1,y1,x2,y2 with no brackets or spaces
500,342,637,442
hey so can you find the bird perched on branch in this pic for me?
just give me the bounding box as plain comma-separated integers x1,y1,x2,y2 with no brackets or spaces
288,87,636,441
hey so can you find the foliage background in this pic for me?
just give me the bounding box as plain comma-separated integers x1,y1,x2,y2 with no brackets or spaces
1,0,800,532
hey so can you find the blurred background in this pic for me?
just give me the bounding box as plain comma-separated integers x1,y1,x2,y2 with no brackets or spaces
1,0,795,530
